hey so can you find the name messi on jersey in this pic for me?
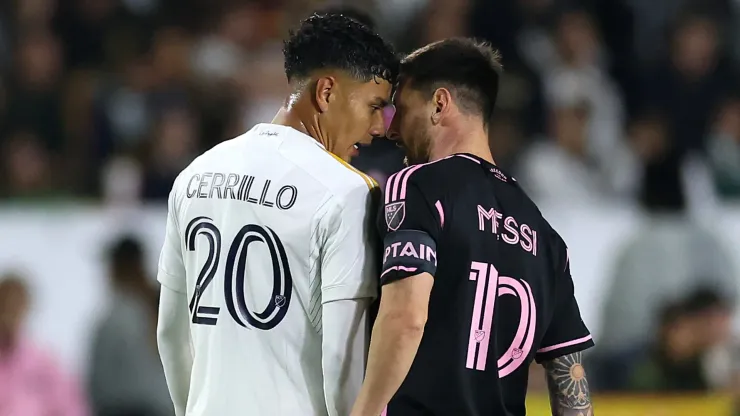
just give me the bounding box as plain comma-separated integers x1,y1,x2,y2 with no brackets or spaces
186,172,297,210
477,205,538,256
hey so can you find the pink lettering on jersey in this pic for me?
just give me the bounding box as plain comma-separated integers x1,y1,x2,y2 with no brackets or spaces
502,216,519,245
383,243,437,265
477,205,538,257
466,262,497,370
497,277,536,377
477,206,502,234
466,262,537,377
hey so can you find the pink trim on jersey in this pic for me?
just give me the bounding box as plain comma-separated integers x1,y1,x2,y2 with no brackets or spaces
456,154,481,164
381,407,387,416
385,171,397,204
380,265,418,279
385,157,453,203
398,164,423,200
537,335,593,354
434,200,444,228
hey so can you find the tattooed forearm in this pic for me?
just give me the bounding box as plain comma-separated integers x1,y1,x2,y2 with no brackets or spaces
541,352,593,416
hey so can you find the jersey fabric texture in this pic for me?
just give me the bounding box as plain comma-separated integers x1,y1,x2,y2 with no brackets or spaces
157,123,379,416
378,153,594,416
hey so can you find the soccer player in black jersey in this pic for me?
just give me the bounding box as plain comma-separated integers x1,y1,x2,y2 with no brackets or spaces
351,38,595,416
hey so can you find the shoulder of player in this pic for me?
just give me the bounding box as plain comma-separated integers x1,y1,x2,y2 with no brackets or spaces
283,144,379,213
384,156,470,202
317,149,379,192
538,218,569,271
284,141,379,201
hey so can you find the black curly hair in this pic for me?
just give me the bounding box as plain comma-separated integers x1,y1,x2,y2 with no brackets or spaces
283,13,398,85
317,6,376,30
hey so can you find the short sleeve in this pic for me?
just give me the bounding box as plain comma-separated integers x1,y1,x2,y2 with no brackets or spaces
318,184,380,303
157,186,187,293
377,171,443,285
535,243,594,363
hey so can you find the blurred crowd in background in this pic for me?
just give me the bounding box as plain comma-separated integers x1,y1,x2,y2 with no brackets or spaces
3,0,740,414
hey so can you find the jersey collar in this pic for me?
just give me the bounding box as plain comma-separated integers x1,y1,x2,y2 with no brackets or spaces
252,123,327,150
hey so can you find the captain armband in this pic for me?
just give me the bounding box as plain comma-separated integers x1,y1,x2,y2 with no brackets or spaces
379,230,437,285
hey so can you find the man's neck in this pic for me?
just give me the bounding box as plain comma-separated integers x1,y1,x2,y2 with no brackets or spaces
272,107,329,149
429,122,495,165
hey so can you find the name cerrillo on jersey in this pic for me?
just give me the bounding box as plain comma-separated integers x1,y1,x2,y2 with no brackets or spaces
185,172,298,210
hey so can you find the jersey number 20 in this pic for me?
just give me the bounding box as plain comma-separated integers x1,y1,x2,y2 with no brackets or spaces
185,216,292,330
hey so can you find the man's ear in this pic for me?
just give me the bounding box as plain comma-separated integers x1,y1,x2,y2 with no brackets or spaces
431,87,452,125
315,76,337,113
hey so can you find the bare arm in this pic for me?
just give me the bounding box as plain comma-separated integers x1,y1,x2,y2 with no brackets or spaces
541,352,594,416
350,273,434,416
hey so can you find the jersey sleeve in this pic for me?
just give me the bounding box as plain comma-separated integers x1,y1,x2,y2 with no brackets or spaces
377,170,443,286
535,240,594,363
317,184,380,303
157,185,187,294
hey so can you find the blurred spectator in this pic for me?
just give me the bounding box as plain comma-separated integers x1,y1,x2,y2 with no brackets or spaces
88,236,172,416
539,9,628,191
642,13,737,153
0,273,88,416
599,217,735,357
189,3,252,84
1,130,57,199
489,110,525,171
516,101,623,205
418,0,471,44
626,287,735,392
708,96,740,197
141,106,198,200
628,299,710,391
3,28,65,154
629,113,688,210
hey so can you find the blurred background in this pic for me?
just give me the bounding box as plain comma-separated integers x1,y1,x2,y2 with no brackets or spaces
1,0,740,414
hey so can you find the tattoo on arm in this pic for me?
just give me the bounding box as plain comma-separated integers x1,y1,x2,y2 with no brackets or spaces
542,352,593,416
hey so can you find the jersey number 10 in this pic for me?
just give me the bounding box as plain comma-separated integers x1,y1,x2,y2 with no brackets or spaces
466,261,537,377
184,216,293,330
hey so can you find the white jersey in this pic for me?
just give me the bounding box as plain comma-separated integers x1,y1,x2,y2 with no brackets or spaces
157,123,379,415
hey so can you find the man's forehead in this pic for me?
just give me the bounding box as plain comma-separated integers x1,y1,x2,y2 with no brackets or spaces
392,81,416,105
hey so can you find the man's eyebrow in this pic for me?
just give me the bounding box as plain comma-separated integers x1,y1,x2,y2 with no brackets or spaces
373,97,390,107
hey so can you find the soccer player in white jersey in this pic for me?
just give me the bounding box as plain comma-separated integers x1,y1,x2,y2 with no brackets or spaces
155,13,398,416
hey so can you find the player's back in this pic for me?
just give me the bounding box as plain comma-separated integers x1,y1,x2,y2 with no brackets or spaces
169,124,377,416
379,153,593,415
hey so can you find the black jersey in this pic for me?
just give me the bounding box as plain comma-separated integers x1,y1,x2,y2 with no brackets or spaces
378,153,594,416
